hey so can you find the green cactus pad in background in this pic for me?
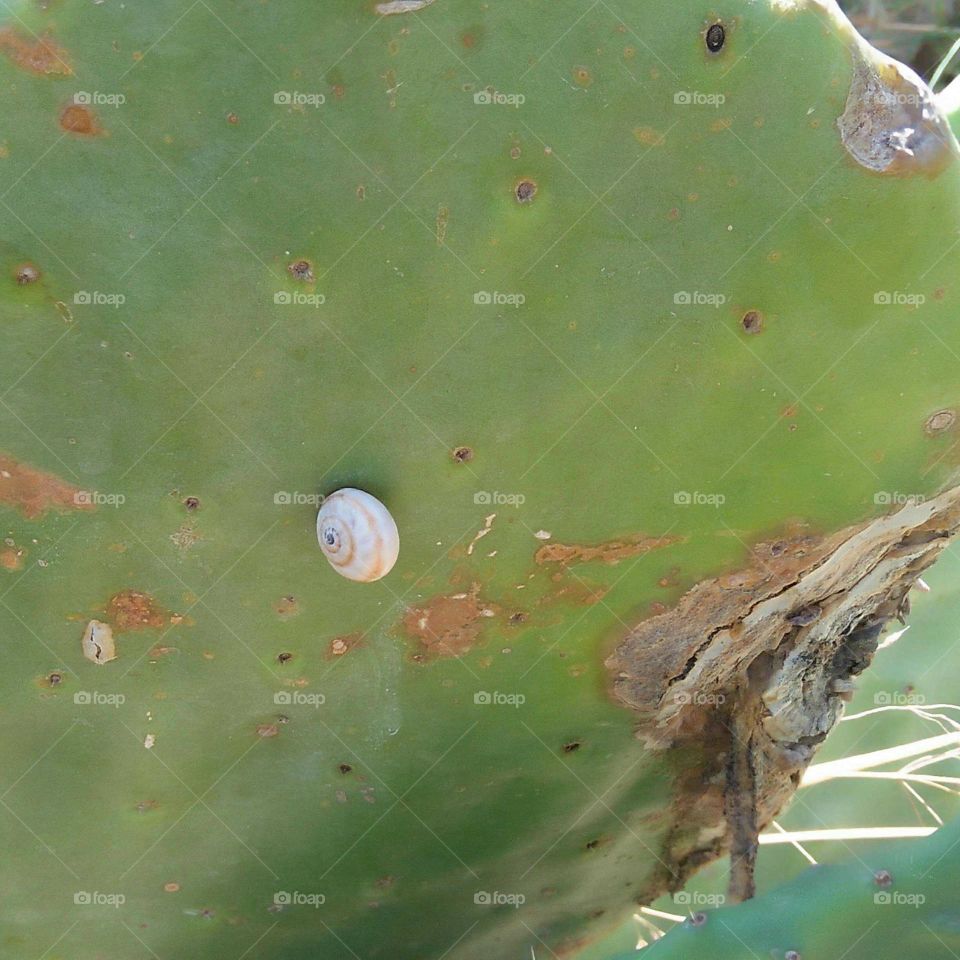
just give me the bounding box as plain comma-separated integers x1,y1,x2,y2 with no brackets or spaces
3,0,960,958
631,812,960,959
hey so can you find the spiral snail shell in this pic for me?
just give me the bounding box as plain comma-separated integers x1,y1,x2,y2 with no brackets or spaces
316,488,399,582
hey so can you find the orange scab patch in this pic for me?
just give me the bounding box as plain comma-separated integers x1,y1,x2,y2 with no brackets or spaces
0,453,91,519
633,126,665,147
327,632,363,658
0,544,24,570
535,534,681,567
0,28,72,75
402,585,497,658
105,590,175,632
60,104,103,136
710,117,732,133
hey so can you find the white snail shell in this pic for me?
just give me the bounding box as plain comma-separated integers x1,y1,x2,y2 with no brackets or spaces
316,488,399,582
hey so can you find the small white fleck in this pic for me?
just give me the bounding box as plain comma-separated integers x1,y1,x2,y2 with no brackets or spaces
144,734,156,749
534,530,552,540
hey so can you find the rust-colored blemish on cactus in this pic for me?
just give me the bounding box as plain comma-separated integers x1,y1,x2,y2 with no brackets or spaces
633,126,665,147
0,27,71,75
402,585,497,658
0,453,90,519
104,590,174,632
59,104,102,136
0,544,24,570
535,534,681,567
327,632,363,658
274,595,300,619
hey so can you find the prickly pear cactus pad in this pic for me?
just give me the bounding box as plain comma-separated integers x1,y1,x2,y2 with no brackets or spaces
631,814,960,960
2,0,960,958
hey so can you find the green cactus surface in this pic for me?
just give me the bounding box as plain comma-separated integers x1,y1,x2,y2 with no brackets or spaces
631,812,960,959
2,0,960,958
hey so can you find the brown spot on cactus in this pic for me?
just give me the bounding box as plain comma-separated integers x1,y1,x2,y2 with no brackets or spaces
338,763,353,774
573,66,592,87
515,179,537,203
401,586,496,657
163,882,180,893
925,409,956,435
741,310,763,334
104,590,172,632
0,28,71,74
276,651,293,664
327,632,363,657
287,259,314,283
451,445,473,463
633,126,665,147
226,112,239,124
874,868,894,887
0,454,91,519
14,263,39,285
257,723,280,738
535,533,681,567
183,496,200,511
274,595,300,619
0,545,24,570
563,740,582,753
59,104,102,136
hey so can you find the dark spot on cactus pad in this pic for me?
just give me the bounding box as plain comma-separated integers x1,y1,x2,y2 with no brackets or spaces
104,590,176,632
585,839,599,850
874,869,893,887
59,104,101,136
183,496,200,511
47,672,63,685
0,453,92,519
451,445,473,463
705,23,725,54
338,763,353,774
690,911,708,927
14,263,40,285
535,533,680,567
226,112,239,125
401,586,497,658
515,179,537,203
276,652,293,664
784,952,800,960
563,740,582,753
0,27,72,75
287,259,314,283
509,612,527,625
741,310,763,334
925,409,956,436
